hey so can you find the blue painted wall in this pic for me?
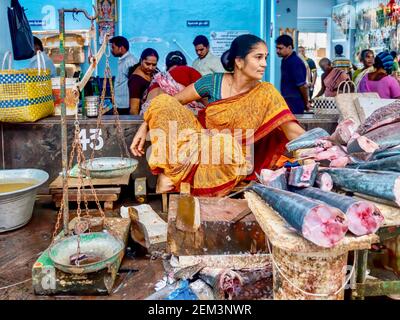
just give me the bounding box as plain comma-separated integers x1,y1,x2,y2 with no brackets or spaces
273,0,299,88
0,0,12,61
120,0,262,66
1,0,275,81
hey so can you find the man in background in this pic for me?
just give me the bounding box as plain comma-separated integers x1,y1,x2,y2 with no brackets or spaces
298,46,317,99
29,37,56,77
192,35,224,76
110,36,137,114
276,35,310,114
332,44,356,78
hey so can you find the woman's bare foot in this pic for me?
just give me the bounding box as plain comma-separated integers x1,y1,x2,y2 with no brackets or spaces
156,173,175,193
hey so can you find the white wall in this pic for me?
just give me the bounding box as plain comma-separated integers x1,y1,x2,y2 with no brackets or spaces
298,0,335,18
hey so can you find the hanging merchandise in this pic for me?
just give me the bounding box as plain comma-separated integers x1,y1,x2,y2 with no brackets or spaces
97,0,116,44
7,0,35,60
0,51,54,123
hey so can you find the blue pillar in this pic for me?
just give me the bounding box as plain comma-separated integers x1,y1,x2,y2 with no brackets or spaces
0,0,12,61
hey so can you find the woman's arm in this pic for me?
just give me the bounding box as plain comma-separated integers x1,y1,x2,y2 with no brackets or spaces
130,121,148,157
280,121,306,141
129,98,141,115
314,74,326,98
174,83,203,105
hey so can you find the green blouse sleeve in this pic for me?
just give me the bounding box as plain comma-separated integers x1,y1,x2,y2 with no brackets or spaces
194,74,214,98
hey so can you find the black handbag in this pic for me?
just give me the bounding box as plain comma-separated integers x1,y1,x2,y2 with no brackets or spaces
7,0,35,60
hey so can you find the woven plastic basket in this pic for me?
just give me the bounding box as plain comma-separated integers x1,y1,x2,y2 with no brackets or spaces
0,51,54,123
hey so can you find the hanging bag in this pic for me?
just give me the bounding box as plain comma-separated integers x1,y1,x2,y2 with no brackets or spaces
312,81,356,115
0,51,54,123
7,0,35,60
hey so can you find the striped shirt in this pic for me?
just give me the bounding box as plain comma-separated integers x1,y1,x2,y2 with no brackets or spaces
115,52,137,109
332,58,353,74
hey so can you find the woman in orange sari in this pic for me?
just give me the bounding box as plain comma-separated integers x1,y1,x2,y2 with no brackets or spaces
130,34,305,196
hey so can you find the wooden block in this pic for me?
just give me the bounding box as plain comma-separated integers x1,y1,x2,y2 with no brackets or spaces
175,196,201,233
49,174,130,189
128,204,167,252
52,193,119,203
167,195,266,256
104,201,114,211
134,177,147,204
231,208,252,224
180,182,191,195
162,193,168,213
177,254,271,269
50,187,121,195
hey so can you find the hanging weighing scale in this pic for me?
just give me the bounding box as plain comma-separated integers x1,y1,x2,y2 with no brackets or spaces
32,7,132,295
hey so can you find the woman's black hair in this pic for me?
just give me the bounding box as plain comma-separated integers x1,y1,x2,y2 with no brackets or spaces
128,48,159,77
220,34,265,72
360,49,374,62
165,51,187,70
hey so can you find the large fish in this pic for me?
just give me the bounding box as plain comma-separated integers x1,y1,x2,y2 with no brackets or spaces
288,163,319,187
286,128,330,152
364,122,400,151
250,184,348,248
358,101,400,135
259,168,287,190
351,155,400,172
347,135,379,154
291,187,384,236
315,172,333,192
321,168,400,206
330,118,359,145
372,146,400,160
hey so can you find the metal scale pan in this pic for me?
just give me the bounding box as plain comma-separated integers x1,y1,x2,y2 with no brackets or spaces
48,232,124,274
79,157,138,179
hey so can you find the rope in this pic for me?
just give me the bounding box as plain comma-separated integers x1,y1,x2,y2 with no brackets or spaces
0,279,31,291
266,239,355,298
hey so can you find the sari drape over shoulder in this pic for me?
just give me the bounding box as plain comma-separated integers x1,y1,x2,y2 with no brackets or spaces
144,82,296,196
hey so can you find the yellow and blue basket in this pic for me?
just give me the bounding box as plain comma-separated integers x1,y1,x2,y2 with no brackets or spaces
0,52,54,123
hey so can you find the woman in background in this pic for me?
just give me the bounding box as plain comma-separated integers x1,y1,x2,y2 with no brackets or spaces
352,49,374,90
315,58,350,98
359,51,400,99
128,48,159,115
141,51,203,115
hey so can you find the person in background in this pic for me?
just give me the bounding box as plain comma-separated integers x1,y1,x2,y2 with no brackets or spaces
315,58,350,98
110,36,137,114
332,44,356,78
192,35,225,76
276,35,310,114
29,37,56,77
141,50,203,115
298,46,317,99
128,48,159,115
391,51,399,74
352,49,375,90
358,51,400,99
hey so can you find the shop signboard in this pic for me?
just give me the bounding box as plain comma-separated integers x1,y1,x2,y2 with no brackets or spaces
210,30,249,56
187,20,210,27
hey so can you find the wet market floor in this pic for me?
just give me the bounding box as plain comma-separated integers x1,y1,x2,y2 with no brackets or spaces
0,196,165,300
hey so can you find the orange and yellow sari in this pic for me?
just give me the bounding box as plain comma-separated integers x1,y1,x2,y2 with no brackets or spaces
144,82,297,196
